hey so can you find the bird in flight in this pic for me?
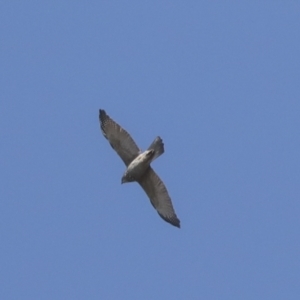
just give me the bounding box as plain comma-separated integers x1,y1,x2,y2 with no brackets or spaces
99,109,180,228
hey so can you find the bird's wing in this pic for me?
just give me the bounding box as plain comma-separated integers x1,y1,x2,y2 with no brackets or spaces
99,109,140,166
138,167,180,228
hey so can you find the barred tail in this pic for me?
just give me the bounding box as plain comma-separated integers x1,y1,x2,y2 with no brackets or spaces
147,136,164,162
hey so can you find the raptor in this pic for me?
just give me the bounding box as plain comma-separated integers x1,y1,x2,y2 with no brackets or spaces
99,109,180,228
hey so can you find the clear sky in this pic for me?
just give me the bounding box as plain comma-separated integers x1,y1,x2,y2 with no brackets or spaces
1,2,300,299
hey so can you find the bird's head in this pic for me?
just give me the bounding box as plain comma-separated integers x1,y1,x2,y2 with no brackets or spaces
121,172,134,184
121,175,128,184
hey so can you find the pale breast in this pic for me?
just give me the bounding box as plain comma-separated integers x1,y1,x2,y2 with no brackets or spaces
126,151,153,179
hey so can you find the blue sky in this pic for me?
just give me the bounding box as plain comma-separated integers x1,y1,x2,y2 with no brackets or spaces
1,2,300,299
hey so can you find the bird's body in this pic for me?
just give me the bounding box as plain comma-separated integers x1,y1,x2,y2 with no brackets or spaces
99,109,180,228
122,137,164,183
122,150,154,183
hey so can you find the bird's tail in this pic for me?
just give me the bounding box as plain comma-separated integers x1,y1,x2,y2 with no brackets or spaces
147,136,164,162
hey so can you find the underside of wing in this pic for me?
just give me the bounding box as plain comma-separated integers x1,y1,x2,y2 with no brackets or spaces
138,167,180,228
99,109,140,166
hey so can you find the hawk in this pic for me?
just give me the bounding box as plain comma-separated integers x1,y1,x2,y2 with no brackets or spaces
99,109,180,228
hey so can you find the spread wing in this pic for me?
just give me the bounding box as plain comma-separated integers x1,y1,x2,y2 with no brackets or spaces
138,167,180,228
99,109,140,166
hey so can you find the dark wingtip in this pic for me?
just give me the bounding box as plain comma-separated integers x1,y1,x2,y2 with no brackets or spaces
99,109,108,125
173,219,181,228
158,213,181,228
169,218,180,228
99,109,109,138
99,109,106,120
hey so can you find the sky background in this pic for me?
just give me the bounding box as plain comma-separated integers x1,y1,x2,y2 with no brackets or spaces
1,2,300,299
